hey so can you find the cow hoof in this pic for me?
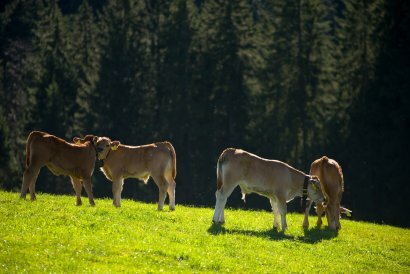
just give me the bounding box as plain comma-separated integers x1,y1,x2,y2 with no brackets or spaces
212,220,224,225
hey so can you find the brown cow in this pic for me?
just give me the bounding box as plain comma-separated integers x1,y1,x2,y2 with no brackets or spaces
74,137,177,210
212,148,325,231
302,156,351,230
20,131,102,206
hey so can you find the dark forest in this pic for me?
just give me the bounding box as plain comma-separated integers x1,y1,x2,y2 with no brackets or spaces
0,0,409,227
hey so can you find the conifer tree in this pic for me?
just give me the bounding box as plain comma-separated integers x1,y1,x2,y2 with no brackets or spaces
71,0,100,136
0,0,39,186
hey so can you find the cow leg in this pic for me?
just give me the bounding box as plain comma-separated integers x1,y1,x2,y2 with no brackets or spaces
212,184,236,224
70,176,83,206
302,200,313,228
112,178,123,207
270,199,280,229
21,165,40,200
166,178,176,211
212,189,227,224
152,175,170,211
335,204,342,230
316,202,325,227
29,177,37,201
277,200,288,231
82,178,95,206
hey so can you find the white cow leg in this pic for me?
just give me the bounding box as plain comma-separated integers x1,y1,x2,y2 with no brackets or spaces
277,201,288,231
212,189,227,224
316,202,325,227
112,178,123,207
220,207,225,223
167,179,176,211
302,200,313,228
270,199,280,229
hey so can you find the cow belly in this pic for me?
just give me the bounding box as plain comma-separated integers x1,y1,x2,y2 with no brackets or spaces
239,183,272,198
123,171,150,183
46,163,81,177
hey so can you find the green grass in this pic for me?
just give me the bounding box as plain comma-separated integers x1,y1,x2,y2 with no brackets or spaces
0,190,409,273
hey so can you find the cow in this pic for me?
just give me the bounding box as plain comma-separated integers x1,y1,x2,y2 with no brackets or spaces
74,137,177,210
20,131,104,206
212,148,325,231
302,156,351,230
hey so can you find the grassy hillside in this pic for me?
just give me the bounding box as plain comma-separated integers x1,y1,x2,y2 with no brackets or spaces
0,190,409,273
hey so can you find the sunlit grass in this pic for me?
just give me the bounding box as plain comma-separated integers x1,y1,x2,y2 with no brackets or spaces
0,190,409,273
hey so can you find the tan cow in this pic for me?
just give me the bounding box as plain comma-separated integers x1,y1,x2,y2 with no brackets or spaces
20,131,102,206
74,137,177,210
212,148,324,231
302,156,351,230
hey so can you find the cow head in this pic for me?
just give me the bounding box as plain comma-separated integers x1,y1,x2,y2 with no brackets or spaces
307,176,325,203
73,135,96,144
93,137,120,160
324,204,351,230
325,202,341,230
73,135,120,160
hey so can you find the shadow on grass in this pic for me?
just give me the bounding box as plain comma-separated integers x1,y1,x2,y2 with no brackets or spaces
207,223,294,241
298,226,338,244
207,224,338,244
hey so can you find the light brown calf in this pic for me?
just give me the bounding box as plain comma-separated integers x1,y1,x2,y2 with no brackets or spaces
302,156,351,230
212,148,325,231
75,137,177,210
21,131,100,206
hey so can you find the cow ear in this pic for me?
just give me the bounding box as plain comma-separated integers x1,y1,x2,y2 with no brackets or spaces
92,136,98,144
340,207,352,217
73,137,81,144
83,135,95,142
110,141,120,150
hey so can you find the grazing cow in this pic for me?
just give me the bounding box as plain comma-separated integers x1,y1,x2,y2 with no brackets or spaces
75,137,177,210
20,131,105,206
302,156,351,230
212,148,324,231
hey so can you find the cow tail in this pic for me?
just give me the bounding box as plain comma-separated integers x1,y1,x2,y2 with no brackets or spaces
338,164,344,192
163,141,177,179
26,139,30,168
25,132,37,167
216,153,226,190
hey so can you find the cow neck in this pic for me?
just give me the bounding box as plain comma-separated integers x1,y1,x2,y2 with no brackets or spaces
89,141,98,159
300,175,309,212
101,148,112,166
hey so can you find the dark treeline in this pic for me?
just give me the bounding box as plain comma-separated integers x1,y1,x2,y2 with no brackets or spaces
0,0,409,227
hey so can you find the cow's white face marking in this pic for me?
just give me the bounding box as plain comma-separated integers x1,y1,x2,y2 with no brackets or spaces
95,137,112,160
308,177,325,203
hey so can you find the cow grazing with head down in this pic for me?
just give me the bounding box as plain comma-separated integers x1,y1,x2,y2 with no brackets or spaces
74,137,177,210
302,156,351,230
20,131,103,206
212,148,325,231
